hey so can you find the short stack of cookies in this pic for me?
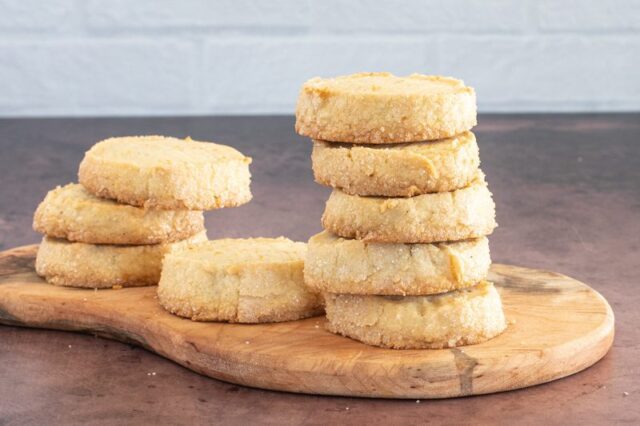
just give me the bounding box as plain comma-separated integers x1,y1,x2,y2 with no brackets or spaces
297,72,507,349
33,135,252,289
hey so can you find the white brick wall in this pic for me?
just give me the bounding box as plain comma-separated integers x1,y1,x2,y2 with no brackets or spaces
0,0,638,116
86,0,310,30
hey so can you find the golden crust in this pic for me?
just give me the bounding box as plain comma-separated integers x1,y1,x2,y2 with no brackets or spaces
322,171,496,243
295,73,477,143
324,281,506,349
35,231,207,289
305,231,490,296
312,131,479,196
157,237,324,323
78,135,252,210
33,183,205,244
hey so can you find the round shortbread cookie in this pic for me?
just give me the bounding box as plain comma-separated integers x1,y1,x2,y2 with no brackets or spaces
312,131,480,196
35,231,207,289
78,135,252,210
295,73,477,144
324,281,506,349
305,231,490,296
322,171,496,243
33,183,205,245
157,237,323,323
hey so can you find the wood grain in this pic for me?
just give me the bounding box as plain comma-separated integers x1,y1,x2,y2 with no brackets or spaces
0,245,614,399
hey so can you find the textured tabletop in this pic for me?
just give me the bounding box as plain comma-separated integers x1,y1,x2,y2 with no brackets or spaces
0,115,638,425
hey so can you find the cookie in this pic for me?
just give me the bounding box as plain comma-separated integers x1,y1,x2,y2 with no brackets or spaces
158,237,323,323
312,131,479,196
305,231,490,296
35,231,207,289
79,135,252,210
33,183,205,245
324,281,506,349
322,171,496,243
296,73,477,143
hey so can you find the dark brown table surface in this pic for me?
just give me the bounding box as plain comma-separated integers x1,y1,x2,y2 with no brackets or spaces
0,115,638,425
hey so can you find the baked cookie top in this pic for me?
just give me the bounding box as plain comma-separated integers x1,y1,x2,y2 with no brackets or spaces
302,72,472,97
296,72,477,143
169,237,306,265
158,237,321,323
79,135,252,210
85,135,249,166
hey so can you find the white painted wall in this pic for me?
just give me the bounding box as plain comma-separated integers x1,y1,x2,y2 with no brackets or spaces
0,0,638,116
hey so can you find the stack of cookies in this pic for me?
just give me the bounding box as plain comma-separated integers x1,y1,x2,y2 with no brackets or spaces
33,135,252,289
297,72,507,349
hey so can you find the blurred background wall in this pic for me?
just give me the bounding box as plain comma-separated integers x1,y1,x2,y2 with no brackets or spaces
0,0,638,117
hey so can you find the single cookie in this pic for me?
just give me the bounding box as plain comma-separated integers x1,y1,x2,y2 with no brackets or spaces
312,131,480,196
35,231,207,289
158,237,323,323
325,281,506,349
305,231,490,296
296,73,477,143
33,183,205,245
79,135,252,210
322,171,496,243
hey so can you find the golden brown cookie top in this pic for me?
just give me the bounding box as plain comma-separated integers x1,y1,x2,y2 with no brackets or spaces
171,237,306,265
301,73,473,97
84,135,251,167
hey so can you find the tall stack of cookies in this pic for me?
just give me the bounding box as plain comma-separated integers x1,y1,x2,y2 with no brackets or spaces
297,73,507,349
33,135,252,289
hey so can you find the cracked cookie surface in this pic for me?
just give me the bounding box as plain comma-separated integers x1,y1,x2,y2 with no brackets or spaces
158,237,323,323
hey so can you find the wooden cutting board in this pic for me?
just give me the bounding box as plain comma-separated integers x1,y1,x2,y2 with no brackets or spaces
0,244,614,399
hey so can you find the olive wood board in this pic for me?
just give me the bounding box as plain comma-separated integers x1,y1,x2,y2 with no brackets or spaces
0,245,614,399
